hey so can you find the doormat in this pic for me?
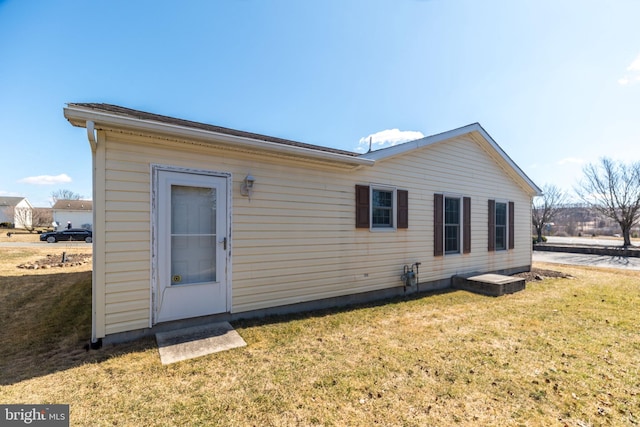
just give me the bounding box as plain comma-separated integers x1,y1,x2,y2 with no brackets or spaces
156,321,247,365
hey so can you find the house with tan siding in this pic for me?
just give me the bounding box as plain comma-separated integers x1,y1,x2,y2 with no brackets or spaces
64,103,541,345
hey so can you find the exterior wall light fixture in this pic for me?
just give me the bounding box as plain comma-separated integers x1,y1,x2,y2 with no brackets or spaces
240,174,256,199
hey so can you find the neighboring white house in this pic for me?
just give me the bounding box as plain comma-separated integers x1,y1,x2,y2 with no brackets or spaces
0,196,33,229
64,103,542,344
52,200,93,230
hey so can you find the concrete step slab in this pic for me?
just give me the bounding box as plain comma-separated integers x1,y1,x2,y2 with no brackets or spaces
452,273,525,297
156,321,246,365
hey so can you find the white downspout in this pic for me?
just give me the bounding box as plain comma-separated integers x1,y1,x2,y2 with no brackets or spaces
86,121,99,347
87,120,97,151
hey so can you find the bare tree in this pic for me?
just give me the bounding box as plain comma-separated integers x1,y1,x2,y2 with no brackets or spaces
575,157,640,247
51,189,83,206
532,184,567,242
12,206,33,231
32,208,53,228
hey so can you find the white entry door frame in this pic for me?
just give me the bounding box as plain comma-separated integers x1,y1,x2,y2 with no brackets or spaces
151,165,232,325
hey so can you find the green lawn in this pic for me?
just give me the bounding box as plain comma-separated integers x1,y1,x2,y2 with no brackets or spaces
1,261,638,426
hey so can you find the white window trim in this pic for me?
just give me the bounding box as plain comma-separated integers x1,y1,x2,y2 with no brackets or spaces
494,199,509,251
443,193,463,255
370,184,397,232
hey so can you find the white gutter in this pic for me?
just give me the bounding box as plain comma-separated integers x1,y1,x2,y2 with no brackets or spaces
64,106,375,167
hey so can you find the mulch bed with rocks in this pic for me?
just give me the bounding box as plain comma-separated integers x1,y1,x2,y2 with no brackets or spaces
17,253,92,270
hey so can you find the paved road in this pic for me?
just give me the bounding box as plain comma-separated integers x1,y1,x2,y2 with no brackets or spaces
536,235,640,270
544,236,639,247
533,251,640,270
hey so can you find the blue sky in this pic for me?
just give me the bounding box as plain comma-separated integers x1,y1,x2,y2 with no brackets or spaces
1,0,639,207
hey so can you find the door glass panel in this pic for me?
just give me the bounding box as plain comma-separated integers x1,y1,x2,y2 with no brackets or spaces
171,185,216,285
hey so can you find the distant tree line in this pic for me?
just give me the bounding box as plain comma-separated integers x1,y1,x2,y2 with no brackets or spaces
533,157,640,247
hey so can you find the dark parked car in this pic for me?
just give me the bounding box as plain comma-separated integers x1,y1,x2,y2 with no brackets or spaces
40,228,93,243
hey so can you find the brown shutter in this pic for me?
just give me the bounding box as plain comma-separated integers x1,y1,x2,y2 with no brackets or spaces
355,185,370,228
488,199,495,252
508,201,515,249
434,193,444,256
397,190,408,229
463,196,471,254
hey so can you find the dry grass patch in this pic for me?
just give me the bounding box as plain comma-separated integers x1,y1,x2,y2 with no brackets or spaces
0,261,639,426
0,231,47,243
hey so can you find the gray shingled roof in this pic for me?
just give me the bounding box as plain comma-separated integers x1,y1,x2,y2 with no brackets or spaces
0,196,26,207
52,200,93,211
67,103,359,158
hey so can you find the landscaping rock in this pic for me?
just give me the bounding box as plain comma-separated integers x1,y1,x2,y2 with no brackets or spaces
16,253,92,270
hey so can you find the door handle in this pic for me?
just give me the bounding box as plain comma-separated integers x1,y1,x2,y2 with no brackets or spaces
221,237,227,250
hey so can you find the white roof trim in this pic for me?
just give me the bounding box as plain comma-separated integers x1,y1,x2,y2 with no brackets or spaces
63,106,375,167
64,106,539,195
359,123,542,196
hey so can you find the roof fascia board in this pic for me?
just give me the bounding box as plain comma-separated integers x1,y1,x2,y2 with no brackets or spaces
64,106,375,167
359,123,542,196
471,125,542,196
358,124,479,161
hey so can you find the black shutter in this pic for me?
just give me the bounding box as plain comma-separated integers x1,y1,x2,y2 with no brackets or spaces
434,193,444,256
508,201,515,249
397,190,408,229
488,199,495,252
463,196,471,254
355,185,370,228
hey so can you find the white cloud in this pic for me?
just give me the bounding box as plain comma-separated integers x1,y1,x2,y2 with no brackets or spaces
618,53,640,85
18,174,72,185
556,157,584,166
355,129,425,153
627,55,640,72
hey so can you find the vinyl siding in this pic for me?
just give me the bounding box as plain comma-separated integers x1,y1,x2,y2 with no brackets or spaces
94,130,533,336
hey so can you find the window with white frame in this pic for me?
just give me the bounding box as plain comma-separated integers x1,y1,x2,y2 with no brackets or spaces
495,201,507,251
434,194,470,256
371,187,394,228
444,196,461,253
355,185,408,230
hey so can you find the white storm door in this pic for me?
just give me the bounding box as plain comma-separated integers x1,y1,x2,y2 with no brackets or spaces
156,170,228,323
